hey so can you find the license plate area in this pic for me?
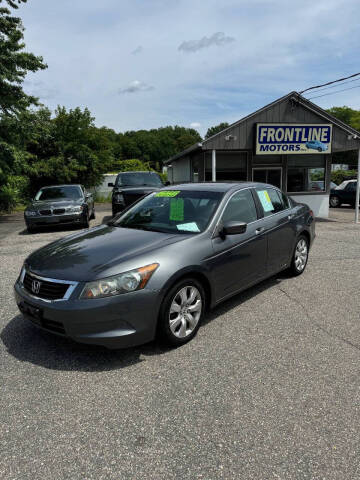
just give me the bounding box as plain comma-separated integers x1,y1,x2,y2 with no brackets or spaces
19,301,43,325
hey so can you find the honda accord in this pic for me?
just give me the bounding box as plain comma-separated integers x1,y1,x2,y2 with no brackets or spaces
14,182,315,349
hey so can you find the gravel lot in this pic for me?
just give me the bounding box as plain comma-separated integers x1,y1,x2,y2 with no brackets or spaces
1,205,360,480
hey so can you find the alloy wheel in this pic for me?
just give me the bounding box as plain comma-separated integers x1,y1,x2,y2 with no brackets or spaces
294,239,308,272
169,286,202,338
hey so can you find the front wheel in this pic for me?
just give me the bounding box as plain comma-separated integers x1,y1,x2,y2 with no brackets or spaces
158,279,205,347
90,207,95,220
82,211,90,228
289,235,309,276
329,195,341,208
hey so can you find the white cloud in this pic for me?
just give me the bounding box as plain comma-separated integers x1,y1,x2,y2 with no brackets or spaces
118,80,154,94
131,46,143,55
178,32,235,53
190,122,201,128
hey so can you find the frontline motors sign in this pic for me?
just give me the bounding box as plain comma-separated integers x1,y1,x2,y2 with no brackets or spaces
256,123,332,155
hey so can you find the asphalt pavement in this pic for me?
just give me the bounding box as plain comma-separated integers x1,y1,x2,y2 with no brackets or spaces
1,205,360,479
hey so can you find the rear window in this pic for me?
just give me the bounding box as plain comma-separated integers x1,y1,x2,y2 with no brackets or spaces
115,172,163,187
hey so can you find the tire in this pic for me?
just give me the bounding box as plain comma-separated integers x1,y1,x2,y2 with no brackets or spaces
82,211,90,228
289,235,309,276
27,226,36,234
318,147,322,152
90,207,95,220
158,278,206,347
329,195,341,208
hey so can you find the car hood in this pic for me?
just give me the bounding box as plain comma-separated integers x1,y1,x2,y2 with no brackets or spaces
27,199,82,210
25,224,187,281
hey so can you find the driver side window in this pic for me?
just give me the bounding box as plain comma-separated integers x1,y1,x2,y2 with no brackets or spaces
222,189,258,224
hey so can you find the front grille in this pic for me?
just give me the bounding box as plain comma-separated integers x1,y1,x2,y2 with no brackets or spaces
53,208,65,215
123,193,145,206
39,209,52,216
23,272,70,300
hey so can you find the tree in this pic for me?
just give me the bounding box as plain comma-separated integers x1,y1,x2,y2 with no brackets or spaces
326,106,360,167
205,122,229,139
0,0,47,116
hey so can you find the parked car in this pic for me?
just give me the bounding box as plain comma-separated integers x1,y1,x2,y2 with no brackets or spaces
15,182,315,349
109,171,168,217
24,185,95,233
329,179,358,207
306,140,328,152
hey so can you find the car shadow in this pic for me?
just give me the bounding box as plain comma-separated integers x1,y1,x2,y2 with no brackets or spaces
0,314,172,372
203,271,289,326
1,272,289,372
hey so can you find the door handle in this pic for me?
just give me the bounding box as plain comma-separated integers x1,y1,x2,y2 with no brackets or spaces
255,227,265,235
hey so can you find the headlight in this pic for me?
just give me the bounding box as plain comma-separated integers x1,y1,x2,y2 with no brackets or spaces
114,193,124,204
68,206,83,213
25,210,37,217
80,263,159,299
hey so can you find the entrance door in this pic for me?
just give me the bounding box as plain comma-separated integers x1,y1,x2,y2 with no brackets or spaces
252,168,282,189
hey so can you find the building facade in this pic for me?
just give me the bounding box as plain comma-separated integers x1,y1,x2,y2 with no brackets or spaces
165,92,360,218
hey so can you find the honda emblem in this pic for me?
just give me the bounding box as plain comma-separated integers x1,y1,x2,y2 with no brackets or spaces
31,279,41,295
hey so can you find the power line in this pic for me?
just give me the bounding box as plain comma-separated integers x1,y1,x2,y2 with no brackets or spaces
299,72,360,94
304,77,360,94
308,84,360,99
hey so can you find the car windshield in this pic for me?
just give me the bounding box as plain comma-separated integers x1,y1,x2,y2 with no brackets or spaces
335,181,355,190
35,186,82,201
111,190,224,234
115,172,163,187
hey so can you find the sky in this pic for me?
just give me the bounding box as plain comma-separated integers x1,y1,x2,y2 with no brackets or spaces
19,0,360,137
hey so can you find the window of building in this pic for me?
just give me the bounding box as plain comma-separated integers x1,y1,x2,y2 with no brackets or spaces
222,189,258,224
205,152,247,181
287,155,326,192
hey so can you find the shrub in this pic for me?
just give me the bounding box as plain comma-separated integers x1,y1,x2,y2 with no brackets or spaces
0,184,19,213
331,169,358,185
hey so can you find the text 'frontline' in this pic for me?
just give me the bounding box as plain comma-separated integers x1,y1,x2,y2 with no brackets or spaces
256,123,332,155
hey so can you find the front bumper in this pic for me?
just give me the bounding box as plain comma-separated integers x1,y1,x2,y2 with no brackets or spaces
25,212,83,228
14,280,161,349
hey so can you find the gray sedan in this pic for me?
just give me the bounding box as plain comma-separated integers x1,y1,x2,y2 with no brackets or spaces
14,182,315,348
24,184,95,232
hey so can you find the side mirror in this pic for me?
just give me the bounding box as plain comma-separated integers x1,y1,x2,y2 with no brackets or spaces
85,192,92,198
222,221,247,236
108,182,114,187
165,181,170,186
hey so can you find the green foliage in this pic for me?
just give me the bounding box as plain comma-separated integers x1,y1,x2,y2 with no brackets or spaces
158,171,167,183
0,173,28,211
205,122,230,139
331,169,358,185
110,158,151,173
93,192,112,203
0,1,47,116
326,106,360,131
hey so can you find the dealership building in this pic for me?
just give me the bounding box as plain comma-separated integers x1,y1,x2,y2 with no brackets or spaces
165,92,360,218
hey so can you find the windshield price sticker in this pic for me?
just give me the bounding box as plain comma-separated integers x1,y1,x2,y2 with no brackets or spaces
155,191,180,198
176,222,200,232
257,190,274,212
170,198,184,221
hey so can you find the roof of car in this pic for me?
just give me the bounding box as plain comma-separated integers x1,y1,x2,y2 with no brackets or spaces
40,184,82,188
162,182,278,193
117,171,159,174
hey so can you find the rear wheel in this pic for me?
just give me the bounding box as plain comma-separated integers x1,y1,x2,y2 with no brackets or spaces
329,195,341,208
90,207,95,220
317,147,322,152
289,235,309,276
158,278,205,347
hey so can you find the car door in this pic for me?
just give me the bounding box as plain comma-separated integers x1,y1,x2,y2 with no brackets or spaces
208,188,267,302
254,187,297,274
343,181,357,205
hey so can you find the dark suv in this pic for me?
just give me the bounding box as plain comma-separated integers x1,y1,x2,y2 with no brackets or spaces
109,171,167,216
